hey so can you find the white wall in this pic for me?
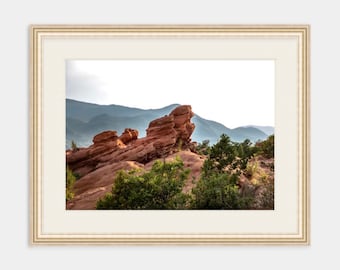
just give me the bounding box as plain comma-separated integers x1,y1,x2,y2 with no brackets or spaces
0,0,339,269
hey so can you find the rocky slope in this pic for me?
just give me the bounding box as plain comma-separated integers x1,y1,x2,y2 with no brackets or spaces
66,105,204,210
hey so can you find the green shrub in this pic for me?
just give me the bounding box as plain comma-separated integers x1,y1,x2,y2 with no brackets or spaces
96,157,191,210
71,140,78,152
66,167,76,201
192,172,253,209
202,134,256,176
235,139,258,171
196,140,211,155
256,135,274,158
193,134,257,209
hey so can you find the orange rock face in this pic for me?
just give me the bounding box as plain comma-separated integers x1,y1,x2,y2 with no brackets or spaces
118,128,139,144
66,105,200,210
92,130,118,144
170,105,195,143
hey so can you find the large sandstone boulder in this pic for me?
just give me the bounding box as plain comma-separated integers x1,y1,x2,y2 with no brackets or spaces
170,105,195,143
146,115,176,137
93,130,118,144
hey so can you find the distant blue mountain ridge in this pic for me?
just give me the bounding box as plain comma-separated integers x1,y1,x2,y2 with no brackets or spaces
66,99,273,149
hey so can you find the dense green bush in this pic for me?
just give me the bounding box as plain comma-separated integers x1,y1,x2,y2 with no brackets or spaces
235,139,258,170
256,135,274,158
96,157,191,210
191,134,257,209
202,134,235,175
192,172,253,209
202,134,256,176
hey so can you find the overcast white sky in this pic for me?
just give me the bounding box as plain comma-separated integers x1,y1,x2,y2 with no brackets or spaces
66,60,274,128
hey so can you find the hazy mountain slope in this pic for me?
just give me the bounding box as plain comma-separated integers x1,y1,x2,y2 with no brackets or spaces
245,125,274,136
66,99,270,148
191,115,231,144
229,127,268,142
66,99,179,122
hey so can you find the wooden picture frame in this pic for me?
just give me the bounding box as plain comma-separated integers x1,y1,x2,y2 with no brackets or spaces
30,25,309,245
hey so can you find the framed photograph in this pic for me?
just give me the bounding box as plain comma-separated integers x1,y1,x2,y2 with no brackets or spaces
30,25,310,244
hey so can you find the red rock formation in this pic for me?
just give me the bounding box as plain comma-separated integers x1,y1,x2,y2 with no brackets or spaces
119,128,138,144
170,105,195,143
93,130,118,144
146,115,176,137
66,105,199,210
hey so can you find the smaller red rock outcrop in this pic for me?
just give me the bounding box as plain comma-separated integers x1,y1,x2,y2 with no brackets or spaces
93,130,118,144
118,128,139,144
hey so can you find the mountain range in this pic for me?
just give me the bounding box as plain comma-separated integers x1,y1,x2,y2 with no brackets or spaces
66,99,273,149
